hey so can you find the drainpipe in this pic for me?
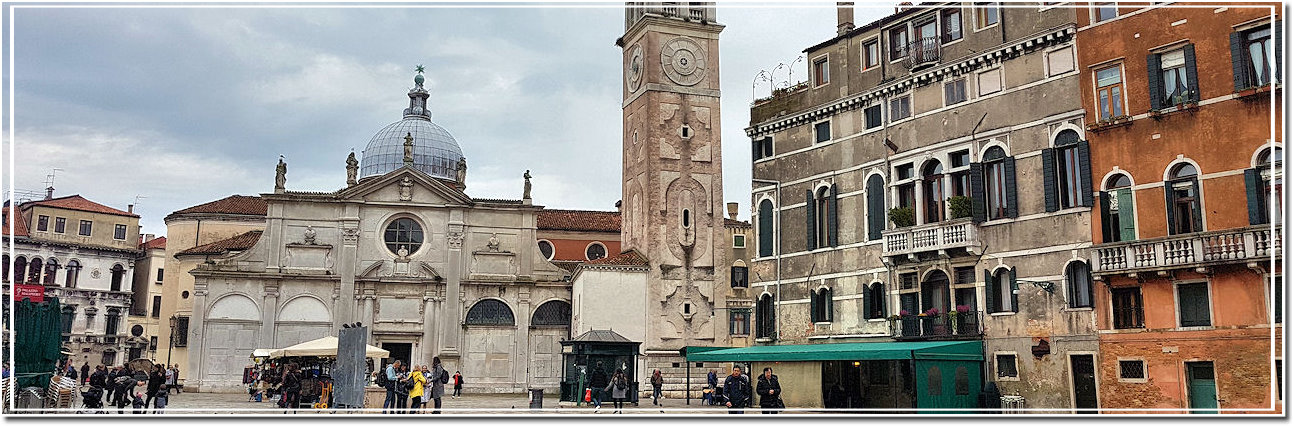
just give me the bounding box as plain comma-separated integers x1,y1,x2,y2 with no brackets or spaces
752,178,782,341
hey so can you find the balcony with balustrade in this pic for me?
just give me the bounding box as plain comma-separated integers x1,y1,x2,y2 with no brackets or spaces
625,3,716,29
882,217,982,261
904,37,942,71
890,311,983,340
1092,225,1281,277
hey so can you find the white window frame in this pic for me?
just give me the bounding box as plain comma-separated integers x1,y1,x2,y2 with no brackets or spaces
943,77,969,107
1045,45,1077,77
1091,61,1129,121
888,25,911,64
813,118,833,144
811,53,830,88
537,239,555,261
973,2,1001,32
976,67,1004,96
1172,279,1214,330
994,351,1021,381
113,224,128,241
732,234,746,249
1091,2,1120,24
940,7,965,47
888,93,913,123
1117,357,1149,383
863,103,885,131
861,36,882,72
584,241,608,261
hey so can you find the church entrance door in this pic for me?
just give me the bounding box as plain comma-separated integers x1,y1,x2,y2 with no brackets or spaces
382,342,412,367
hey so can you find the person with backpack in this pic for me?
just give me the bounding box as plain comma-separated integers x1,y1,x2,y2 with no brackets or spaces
605,369,630,414
451,371,464,398
153,384,168,414
428,356,447,414
723,366,750,415
408,365,426,413
651,369,664,407
379,360,400,414
281,363,302,413
112,372,137,414
704,369,718,406
393,363,410,414
589,361,608,413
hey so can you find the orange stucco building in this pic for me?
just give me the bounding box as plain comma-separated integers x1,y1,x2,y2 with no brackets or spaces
1076,2,1282,414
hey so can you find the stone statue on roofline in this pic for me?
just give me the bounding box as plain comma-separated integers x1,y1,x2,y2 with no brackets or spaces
523,170,532,200
456,157,468,185
275,155,287,193
346,151,359,186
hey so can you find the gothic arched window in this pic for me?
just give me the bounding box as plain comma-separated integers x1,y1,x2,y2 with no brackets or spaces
465,299,515,326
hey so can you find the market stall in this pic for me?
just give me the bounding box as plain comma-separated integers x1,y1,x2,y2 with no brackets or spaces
261,337,389,410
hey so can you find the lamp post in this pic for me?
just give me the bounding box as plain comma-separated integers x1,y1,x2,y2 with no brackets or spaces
166,315,176,368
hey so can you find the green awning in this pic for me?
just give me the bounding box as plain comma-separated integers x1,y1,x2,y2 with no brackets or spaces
685,340,983,362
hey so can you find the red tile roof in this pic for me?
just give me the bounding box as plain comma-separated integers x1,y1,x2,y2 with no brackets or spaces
140,236,167,250
170,195,267,217
3,207,28,238
22,195,138,218
538,209,621,233
176,230,262,257
583,249,649,267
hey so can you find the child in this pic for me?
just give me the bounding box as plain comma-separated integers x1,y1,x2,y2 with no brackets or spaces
153,385,169,414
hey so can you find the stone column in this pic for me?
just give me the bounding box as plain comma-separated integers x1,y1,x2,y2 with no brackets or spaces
441,216,465,356
188,279,210,392
359,287,376,341
338,216,360,328
516,286,531,391
262,281,279,347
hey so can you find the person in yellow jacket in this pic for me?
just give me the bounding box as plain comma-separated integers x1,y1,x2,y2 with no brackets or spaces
408,365,427,413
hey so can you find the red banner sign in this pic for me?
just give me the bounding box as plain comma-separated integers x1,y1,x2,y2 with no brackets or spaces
13,284,45,302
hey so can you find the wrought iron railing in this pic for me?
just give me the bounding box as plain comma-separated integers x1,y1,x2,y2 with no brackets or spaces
1112,306,1144,329
890,311,983,339
904,37,941,70
1094,226,1281,274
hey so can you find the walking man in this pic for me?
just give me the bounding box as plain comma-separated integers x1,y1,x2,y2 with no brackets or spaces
757,367,783,414
382,360,400,414
723,366,749,415
170,365,182,394
80,362,90,386
589,361,608,413
651,369,664,408
165,365,176,394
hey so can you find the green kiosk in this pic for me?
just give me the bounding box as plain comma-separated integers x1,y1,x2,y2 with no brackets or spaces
687,340,984,413
559,330,641,405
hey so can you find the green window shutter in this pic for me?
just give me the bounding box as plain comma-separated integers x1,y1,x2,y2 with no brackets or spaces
1164,184,1178,235
1117,189,1136,241
1231,31,1251,90
969,163,986,223
984,269,996,313
1004,157,1019,218
805,189,817,251
809,288,819,322
826,288,834,322
1183,44,1200,102
1276,20,1283,82
1009,267,1019,313
1100,191,1114,242
867,175,886,240
827,183,839,247
1041,148,1059,213
863,284,875,319
1244,168,1267,225
758,201,774,257
1078,140,1094,207
752,140,762,161
1147,53,1164,111
1190,179,1203,232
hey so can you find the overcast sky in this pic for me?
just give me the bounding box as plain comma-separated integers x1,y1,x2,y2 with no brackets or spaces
5,2,895,235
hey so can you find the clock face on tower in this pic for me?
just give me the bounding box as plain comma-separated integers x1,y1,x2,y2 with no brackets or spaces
660,37,707,86
627,44,644,93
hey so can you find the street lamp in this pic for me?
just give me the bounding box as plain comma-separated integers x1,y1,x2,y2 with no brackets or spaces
166,315,176,368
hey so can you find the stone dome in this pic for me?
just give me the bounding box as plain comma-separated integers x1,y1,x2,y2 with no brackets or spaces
359,70,465,181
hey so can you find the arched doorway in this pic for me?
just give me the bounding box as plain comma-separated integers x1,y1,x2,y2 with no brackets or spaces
920,270,950,315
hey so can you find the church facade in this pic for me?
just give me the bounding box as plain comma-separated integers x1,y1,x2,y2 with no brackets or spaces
186,71,570,392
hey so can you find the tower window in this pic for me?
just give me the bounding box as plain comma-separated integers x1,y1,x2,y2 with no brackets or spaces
682,209,691,228
680,125,692,139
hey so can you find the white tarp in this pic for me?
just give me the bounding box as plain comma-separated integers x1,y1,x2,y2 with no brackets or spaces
268,336,390,359
251,348,273,358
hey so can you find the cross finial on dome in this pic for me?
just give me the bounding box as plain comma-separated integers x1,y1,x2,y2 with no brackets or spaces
415,64,425,74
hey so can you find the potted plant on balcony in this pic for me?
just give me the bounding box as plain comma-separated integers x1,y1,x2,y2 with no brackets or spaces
921,308,943,336
889,207,915,228
948,196,972,219
896,310,920,337
952,304,973,335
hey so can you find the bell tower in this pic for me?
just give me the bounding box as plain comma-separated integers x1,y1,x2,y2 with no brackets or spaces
618,3,727,352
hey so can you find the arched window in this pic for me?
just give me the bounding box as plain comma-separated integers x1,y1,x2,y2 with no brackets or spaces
815,186,831,247
865,282,886,319
805,184,838,250
983,147,1010,220
756,294,776,339
921,270,950,315
1248,147,1284,225
866,175,886,241
1102,174,1135,242
922,160,945,223
730,262,748,288
1166,163,1202,235
27,258,42,285
530,300,571,327
537,240,555,260
927,366,943,396
65,260,81,288
1045,129,1090,211
105,308,121,336
465,299,515,326
1066,261,1093,309
758,199,775,257
60,306,75,334
987,268,1016,313
810,287,833,323
110,264,125,292
43,259,59,286
384,217,424,255
13,257,26,284
955,366,970,395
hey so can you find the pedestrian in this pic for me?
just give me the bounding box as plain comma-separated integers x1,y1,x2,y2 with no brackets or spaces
704,369,718,405
757,367,783,414
394,363,410,414
112,372,137,414
153,384,168,414
66,363,78,383
723,366,749,415
605,369,630,414
452,371,464,398
408,365,426,413
164,364,176,394
106,366,122,404
428,357,446,414
145,365,165,409
81,362,90,386
651,369,664,407
89,365,108,404
281,363,301,413
589,361,608,413
171,364,182,394
381,360,400,414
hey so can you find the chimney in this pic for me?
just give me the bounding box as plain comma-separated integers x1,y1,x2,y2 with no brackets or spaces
896,1,913,14
127,204,134,214
837,2,855,36
44,186,53,200
726,202,739,220
615,200,623,214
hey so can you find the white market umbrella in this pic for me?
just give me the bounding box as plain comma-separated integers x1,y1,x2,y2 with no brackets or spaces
268,336,390,359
